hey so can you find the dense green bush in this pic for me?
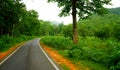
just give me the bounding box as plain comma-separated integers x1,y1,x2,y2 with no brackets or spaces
0,35,35,52
70,37,120,70
0,35,14,52
41,36,72,50
78,14,120,40
41,36,120,70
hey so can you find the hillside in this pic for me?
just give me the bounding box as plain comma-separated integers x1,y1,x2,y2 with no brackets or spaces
109,7,120,15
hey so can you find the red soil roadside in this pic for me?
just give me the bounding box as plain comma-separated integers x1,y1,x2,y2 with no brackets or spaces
41,43,79,70
0,43,23,61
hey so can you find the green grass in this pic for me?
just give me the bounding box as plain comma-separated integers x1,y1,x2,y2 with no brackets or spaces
60,64,70,70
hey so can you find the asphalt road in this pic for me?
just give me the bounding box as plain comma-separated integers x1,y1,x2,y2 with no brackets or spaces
0,38,59,70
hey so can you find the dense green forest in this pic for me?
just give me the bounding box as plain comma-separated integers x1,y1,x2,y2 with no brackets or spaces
0,0,120,70
109,7,120,15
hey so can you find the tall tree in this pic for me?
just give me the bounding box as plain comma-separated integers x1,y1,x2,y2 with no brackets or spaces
48,0,111,44
19,10,40,36
0,0,24,36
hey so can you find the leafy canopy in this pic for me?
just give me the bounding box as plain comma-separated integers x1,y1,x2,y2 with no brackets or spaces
48,0,111,19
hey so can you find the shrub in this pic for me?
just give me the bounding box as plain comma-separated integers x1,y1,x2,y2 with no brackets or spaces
41,36,73,50
41,36,120,70
0,35,35,52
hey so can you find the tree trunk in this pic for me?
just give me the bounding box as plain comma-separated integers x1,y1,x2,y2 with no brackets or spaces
72,0,78,44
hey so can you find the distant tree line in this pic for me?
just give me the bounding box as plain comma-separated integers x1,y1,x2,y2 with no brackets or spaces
0,0,120,41
109,7,120,15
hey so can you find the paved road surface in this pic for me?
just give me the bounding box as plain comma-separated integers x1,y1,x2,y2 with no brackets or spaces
0,38,59,70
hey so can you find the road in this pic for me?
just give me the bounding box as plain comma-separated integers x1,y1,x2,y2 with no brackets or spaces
0,38,59,70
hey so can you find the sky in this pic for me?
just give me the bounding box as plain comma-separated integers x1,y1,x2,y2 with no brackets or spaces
21,0,120,24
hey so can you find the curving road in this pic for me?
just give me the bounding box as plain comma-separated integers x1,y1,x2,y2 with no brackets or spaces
0,38,60,70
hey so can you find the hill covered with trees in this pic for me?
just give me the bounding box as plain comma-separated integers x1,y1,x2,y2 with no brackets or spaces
109,7,120,15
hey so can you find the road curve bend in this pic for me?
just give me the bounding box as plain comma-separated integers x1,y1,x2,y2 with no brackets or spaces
0,38,60,70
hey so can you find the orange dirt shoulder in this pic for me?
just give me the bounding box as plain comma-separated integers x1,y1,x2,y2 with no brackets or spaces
41,43,79,70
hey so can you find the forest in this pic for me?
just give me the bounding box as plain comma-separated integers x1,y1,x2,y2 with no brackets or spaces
0,0,120,70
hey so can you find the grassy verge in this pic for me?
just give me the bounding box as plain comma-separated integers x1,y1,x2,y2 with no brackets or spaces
60,64,70,70
41,36,120,70
0,35,36,52
0,42,23,61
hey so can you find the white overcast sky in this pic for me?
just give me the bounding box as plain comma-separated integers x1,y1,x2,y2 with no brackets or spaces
21,0,120,24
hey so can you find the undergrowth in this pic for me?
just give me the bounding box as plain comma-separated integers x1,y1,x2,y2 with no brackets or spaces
41,36,120,70
0,35,35,52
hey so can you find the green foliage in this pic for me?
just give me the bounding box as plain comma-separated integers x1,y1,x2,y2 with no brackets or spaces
48,0,111,44
63,24,72,38
0,35,35,52
78,14,120,40
72,59,108,70
113,24,120,40
18,9,40,36
0,0,25,36
60,64,70,70
41,36,120,70
0,35,14,52
41,36,72,50
109,7,120,15
0,1,120,69
48,0,111,19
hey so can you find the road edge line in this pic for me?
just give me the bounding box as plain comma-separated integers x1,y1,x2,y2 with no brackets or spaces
0,44,23,66
38,38,60,70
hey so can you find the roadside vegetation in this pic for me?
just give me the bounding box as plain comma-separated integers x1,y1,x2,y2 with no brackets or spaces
0,0,120,70
40,10,120,70
0,35,35,52
41,36,120,70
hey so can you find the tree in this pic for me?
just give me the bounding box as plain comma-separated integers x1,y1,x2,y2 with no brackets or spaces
0,0,25,36
19,10,41,36
48,0,111,44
